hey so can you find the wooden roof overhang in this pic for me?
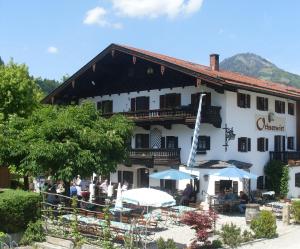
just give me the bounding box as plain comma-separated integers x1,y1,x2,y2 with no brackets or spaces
42,44,224,105
42,44,300,104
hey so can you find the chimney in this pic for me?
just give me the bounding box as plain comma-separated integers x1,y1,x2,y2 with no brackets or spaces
210,54,219,71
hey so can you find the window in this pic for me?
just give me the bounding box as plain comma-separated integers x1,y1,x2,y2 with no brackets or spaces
257,137,269,152
288,103,295,115
135,134,149,148
257,176,264,190
288,137,295,150
191,92,211,109
237,93,251,108
256,97,268,111
130,96,149,111
274,135,285,152
191,136,210,153
166,136,178,149
118,171,133,187
238,137,251,152
97,100,113,114
160,93,181,109
275,100,285,114
296,173,300,187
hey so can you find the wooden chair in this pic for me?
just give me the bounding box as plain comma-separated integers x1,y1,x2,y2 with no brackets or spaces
96,212,105,220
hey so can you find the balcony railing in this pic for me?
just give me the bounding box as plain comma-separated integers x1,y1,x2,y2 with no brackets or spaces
269,151,300,163
103,106,222,128
128,148,181,167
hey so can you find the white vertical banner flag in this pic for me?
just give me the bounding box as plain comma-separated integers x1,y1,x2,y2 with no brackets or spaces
187,93,205,167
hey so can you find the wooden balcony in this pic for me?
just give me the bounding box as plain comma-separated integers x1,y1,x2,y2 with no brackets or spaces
128,148,181,167
269,151,300,163
103,106,222,128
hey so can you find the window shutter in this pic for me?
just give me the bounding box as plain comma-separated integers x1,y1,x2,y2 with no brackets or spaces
97,101,102,111
174,137,179,149
233,181,238,193
131,98,136,112
256,97,260,110
246,94,251,108
237,93,241,107
266,138,269,151
282,102,285,113
274,135,280,151
204,92,211,106
257,138,262,152
108,100,113,113
160,95,165,109
257,176,264,190
206,136,211,150
144,134,150,148
247,138,251,151
282,136,286,151
175,93,181,107
275,101,279,113
238,138,242,152
161,137,165,149
265,98,268,111
145,96,150,110
118,171,122,183
191,93,197,108
215,181,220,195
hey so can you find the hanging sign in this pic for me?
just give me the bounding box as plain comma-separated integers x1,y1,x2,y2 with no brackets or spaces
255,114,285,132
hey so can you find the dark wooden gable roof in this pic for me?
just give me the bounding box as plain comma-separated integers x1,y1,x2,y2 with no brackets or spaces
43,44,300,104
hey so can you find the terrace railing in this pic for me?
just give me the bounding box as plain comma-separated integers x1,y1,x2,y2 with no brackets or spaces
102,105,222,128
128,148,181,167
269,151,300,163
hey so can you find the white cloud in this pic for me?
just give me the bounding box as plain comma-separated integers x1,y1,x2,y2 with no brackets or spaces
110,0,203,19
83,6,122,29
47,46,58,54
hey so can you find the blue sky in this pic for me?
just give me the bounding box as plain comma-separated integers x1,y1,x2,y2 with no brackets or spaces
0,0,300,81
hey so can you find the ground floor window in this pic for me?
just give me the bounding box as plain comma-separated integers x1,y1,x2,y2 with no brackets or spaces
118,170,133,188
295,173,300,187
160,179,176,193
257,176,264,189
215,180,238,195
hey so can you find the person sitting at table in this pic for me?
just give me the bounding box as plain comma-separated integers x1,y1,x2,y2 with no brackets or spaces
238,191,249,213
122,180,129,191
100,179,108,194
179,183,193,205
70,182,78,197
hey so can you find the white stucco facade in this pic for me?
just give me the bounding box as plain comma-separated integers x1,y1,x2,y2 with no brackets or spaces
80,84,297,200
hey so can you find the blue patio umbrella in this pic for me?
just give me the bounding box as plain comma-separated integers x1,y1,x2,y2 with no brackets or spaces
149,169,197,180
209,165,257,179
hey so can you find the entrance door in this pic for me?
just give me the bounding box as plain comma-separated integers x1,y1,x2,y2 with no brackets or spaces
137,168,149,188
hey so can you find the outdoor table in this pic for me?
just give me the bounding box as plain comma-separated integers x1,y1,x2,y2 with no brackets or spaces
61,214,141,232
109,207,133,215
170,205,197,214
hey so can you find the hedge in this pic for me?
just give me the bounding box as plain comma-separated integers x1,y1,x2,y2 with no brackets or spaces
0,189,41,233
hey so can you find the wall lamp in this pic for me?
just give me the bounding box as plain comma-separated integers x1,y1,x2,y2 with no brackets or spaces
223,123,236,151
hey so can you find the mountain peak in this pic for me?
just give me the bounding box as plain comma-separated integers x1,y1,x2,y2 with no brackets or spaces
220,53,300,88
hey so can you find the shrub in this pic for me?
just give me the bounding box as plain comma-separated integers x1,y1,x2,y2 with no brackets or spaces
211,239,222,248
0,189,41,233
181,210,217,248
292,200,300,223
19,220,45,245
218,223,243,249
250,210,277,239
0,231,6,242
156,237,178,249
280,166,289,198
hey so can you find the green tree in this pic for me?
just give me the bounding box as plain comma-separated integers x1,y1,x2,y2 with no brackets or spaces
264,160,285,194
280,165,289,198
0,60,41,119
0,102,133,195
35,77,60,95
0,57,3,66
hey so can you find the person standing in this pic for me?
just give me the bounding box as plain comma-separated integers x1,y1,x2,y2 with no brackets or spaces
180,183,193,205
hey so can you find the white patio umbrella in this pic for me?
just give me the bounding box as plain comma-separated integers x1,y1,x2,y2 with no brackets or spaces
209,165,258,179
122,188,176,207
114,183,123,209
